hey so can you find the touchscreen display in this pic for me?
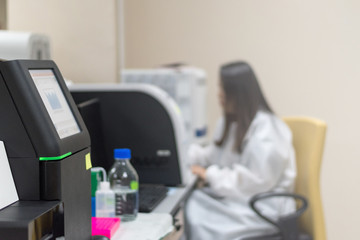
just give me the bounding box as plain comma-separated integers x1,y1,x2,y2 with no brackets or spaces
29,69,80,139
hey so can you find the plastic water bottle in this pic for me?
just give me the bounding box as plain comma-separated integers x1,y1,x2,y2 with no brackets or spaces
95,181,115,217
108,148,139,221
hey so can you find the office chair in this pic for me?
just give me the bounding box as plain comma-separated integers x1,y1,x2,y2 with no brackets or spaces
243,116,327,240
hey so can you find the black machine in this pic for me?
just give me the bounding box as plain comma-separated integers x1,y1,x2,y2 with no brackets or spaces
0,60,92,239
70,84,189,186
0,201,64,239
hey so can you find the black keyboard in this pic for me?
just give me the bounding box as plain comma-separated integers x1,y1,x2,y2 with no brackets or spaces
139,185,168,213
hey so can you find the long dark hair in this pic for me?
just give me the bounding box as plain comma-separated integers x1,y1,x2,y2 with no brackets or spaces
215,61,273,152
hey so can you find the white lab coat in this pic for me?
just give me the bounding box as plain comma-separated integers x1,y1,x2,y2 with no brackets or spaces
184,110,296,240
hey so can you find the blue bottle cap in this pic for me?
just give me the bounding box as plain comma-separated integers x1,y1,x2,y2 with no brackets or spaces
114,148,131,159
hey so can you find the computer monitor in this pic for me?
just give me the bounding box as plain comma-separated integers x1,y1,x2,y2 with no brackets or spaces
77,98,112,170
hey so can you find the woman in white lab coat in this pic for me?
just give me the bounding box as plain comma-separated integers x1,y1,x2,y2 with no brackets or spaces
184,61,296,240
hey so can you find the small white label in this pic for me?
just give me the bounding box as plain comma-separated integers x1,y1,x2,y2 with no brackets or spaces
156,150,171,157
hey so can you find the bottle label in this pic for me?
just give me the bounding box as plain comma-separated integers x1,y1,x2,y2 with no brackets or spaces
130,181,139,190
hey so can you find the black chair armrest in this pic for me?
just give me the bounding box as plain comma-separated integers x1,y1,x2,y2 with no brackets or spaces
249,192,308,229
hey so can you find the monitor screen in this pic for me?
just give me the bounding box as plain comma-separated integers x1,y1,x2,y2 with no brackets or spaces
29,69,80,139
77,98,112,170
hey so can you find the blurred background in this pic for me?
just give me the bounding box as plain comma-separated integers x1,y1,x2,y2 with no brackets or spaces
1,1,360,239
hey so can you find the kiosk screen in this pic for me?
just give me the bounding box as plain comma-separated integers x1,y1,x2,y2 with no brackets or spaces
29,69,80,139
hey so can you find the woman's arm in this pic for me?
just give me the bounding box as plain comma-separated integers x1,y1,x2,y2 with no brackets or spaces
205,137,295,198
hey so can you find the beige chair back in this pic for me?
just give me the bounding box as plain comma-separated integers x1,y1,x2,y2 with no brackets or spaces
283,117,327,240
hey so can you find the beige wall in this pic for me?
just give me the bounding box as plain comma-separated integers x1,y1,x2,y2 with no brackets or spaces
0,0,6,29
124,0,360,239
7,0,118,83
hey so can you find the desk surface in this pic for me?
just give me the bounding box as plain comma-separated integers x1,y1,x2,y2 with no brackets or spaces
152,175,197,216
112,213,174,240
111,175,197,240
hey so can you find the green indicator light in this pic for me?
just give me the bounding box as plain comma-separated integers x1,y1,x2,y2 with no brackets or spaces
39,152,72,161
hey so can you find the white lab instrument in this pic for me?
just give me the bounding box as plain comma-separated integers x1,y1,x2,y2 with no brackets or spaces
0,30,51,60
122,67,207,145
